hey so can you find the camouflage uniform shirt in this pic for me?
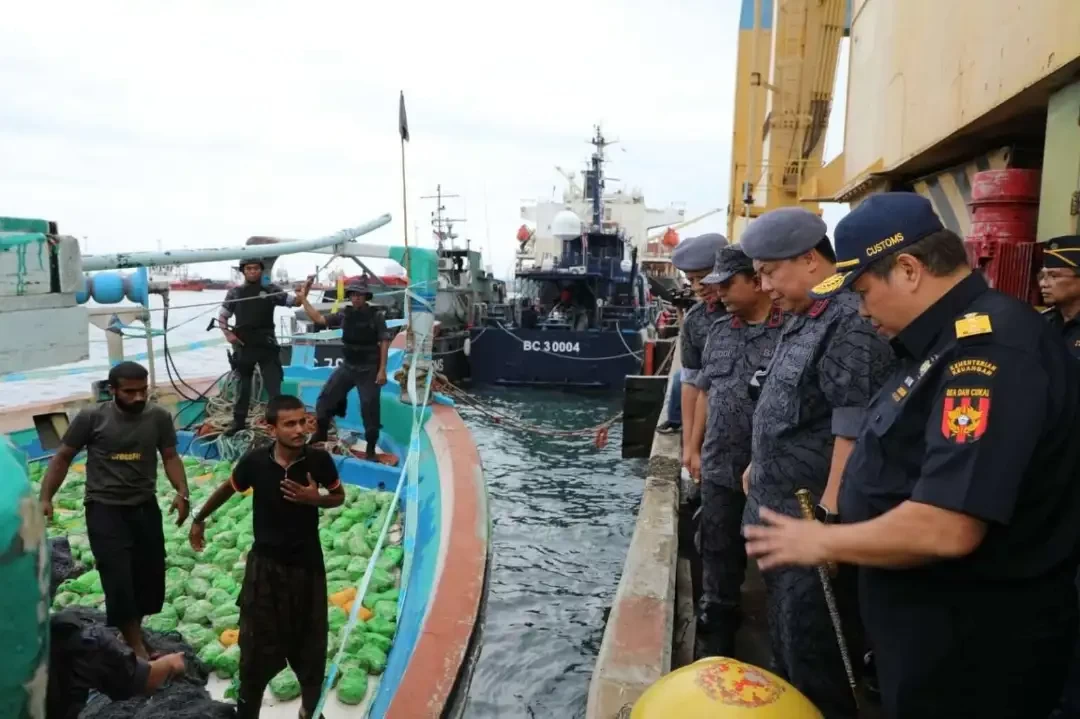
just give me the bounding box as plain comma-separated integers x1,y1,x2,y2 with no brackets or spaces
694,307,786,489
680,300,727,384
745,291,895,521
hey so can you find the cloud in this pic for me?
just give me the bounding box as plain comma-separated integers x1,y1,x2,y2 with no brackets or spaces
1,0,846,282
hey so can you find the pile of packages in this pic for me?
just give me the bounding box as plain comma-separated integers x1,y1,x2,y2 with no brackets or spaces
30,453,404,708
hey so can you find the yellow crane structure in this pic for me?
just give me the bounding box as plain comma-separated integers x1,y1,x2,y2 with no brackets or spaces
727,0,851,243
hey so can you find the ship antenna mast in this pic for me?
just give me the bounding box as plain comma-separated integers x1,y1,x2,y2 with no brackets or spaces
586,125,617,230
421,184,464,253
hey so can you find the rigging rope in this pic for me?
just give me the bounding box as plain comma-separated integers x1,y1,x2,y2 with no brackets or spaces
313,286,436,717
431,347,675,449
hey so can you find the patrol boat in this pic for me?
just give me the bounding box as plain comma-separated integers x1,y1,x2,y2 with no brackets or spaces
468,127,651,389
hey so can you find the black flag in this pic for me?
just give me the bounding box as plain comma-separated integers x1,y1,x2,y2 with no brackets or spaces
399,91,410,143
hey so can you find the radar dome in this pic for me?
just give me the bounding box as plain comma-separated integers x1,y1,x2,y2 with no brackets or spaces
551,210,584,241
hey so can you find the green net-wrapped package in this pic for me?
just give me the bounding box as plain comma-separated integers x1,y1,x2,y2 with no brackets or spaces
354,644,388,675
269,668,302,701
214,643,242,679
70,569,103,595
198,640,225,666
364,632,392,653
172,595,195,616
183,599,215,625
346,557,369,581
211,612,240,634
191,564,217,581
366,615,396,638
373,599,398,621
328,606,348,634
144,613,178,633
178,623,217,651
168,554,196,570
185,576,211,598
337,667,369,705
205,588,232,607
326,555,350,573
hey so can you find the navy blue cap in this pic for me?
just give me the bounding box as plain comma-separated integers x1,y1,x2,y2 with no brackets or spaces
740,207,827,262
671,233,728,272
1043,235,1080,273
811,192,945,298
703,246,754,284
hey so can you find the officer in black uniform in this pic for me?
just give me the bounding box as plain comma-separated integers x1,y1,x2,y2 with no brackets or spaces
746,192,1080,719
218,258,298,434
741,206,895,718
686,245,784,659
1041,234,1080,719
298,278,390,459
1040,234,1080,359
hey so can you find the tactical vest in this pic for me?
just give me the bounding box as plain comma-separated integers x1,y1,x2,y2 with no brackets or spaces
341,305,380,365
230,282,277,345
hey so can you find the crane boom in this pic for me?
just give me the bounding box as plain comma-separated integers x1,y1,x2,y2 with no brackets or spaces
727,0,851,243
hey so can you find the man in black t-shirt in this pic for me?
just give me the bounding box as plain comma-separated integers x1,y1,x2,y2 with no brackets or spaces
40,361,190,659
297,278,391,459
190,394,345,719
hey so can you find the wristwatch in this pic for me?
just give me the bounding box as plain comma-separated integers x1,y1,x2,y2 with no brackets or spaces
814,504,839,524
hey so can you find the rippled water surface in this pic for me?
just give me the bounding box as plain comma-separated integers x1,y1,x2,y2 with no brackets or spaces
459,388,645,719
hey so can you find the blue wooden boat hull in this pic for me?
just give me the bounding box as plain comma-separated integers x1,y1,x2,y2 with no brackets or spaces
0,339,489,718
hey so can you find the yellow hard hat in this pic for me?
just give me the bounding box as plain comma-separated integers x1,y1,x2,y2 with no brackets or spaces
631,657,823,719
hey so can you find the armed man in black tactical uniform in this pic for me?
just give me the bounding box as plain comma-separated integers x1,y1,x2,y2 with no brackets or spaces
297,278,390,459
218,258,299,435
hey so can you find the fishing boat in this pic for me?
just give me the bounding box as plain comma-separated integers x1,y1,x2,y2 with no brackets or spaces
280,189,508,384
468,128,653,389
0,216,489,718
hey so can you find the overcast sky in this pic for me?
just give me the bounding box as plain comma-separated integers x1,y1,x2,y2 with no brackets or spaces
1,0,848,282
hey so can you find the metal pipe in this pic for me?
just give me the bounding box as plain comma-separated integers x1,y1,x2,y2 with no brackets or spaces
80,214,392,271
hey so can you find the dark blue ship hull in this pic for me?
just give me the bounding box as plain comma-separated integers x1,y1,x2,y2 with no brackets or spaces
467,325,642,389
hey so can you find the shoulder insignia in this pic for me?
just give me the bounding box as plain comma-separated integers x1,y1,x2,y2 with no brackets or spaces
954,313,993,339
941,387,991,443
766,306,785,327
807,299,830,318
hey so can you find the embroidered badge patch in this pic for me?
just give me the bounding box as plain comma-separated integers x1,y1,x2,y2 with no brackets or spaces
941,387,991,443
947,358,998,378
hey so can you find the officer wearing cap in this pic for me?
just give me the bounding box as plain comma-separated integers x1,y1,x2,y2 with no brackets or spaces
218,258,299,434
685,245,784,659
740,206,894,717
297,278,390,459
668,233,729,467
1039,234,1080,358
745,193,1080,719
1040,234,1080,719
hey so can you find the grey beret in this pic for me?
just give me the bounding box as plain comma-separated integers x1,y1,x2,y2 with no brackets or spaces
671,233,728,271
704,245,754,284
740,208,827,261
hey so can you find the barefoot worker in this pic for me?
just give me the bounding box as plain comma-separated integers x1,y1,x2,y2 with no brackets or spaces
39,360,190,659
